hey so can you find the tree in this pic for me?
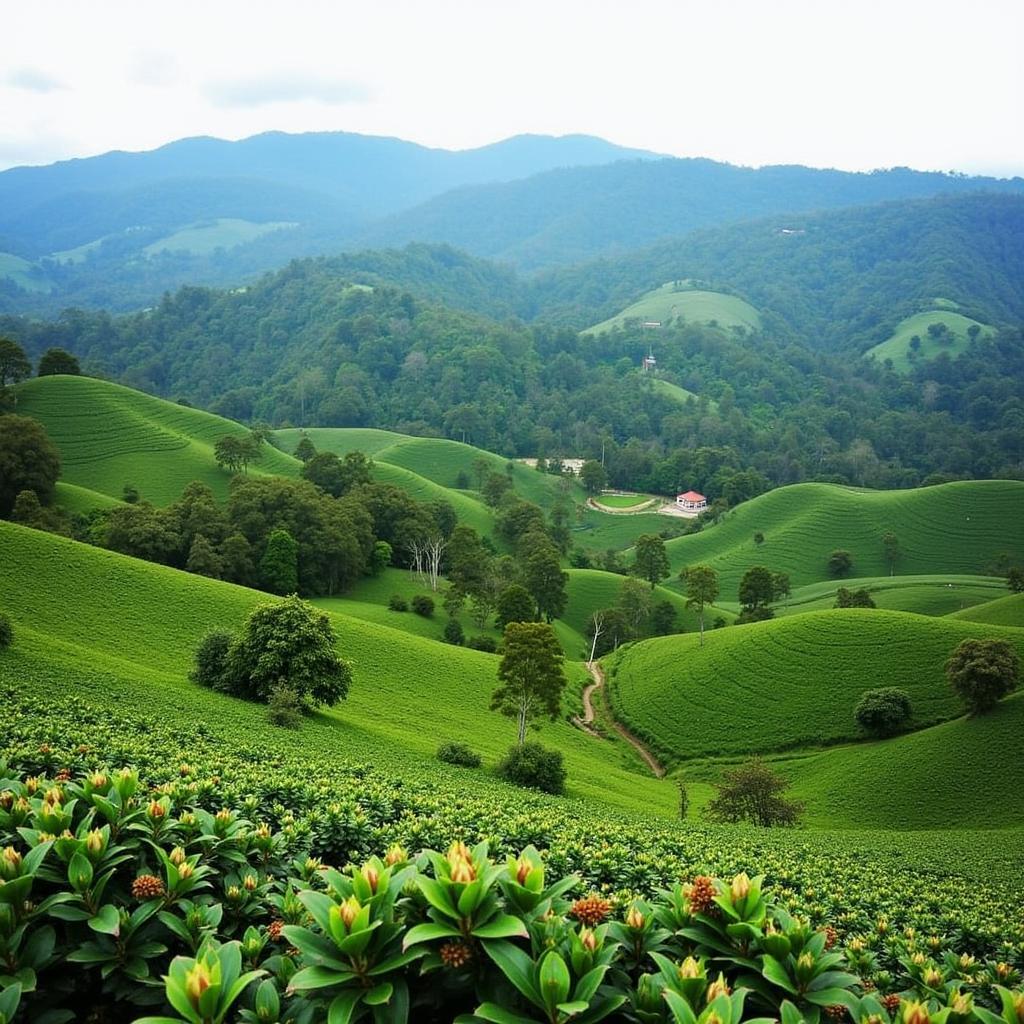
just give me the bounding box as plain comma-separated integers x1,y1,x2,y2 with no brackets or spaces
633,534,670,589
854,688,912,737
521,532,568,623
472,456,491,490
650,600,677,637
618,577,652,638
224,595,352,708
706,759,803,827
827,549,854,578
772,572,791,602
579,460,608,495
677,775,689,820
11,488,68,535
495,742,565,794
214,436,246,474
946,638,1020,714
301,452,347,497
260,529,299,595
492,622,566,744
221,532,256,587
967,323,981,342
443,617,465,646
586,608,628,658
481,472,513,507
882,532,900,576
835,587,876,608
0,338,31,387
294,434,317,463
189,632,233,690
370,540,392,574
0,414,61,516
495,584,535,629
1006,567,1024,593
186,534,224,579
37,348,80,376
682,565,719,647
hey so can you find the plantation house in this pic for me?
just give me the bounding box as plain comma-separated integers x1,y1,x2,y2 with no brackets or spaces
675,490,707,516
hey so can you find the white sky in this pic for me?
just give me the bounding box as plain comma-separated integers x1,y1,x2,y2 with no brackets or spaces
3,0,1022,175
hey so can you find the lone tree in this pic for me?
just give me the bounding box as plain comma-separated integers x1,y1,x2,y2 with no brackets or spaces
854,687,912,736
0,338,31,387
492,621,566,744
1007,567,1024,593
827,549,854,578
737,565,778,623
221,595,352,709
682,564,719,647
882,532,900,576
835,587,876,608
706,758,804,827
37,348,81,376
946,638,1020,714
633,534,671,589
294,434,317,463
0,414,61,516
579,460,608,495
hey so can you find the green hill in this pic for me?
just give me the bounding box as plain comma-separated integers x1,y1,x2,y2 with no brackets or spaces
660,480,1024,596
785,691,1024,829
949,591,1024,627
605,608,1024,766
0,520,669,809
15,375,300,506
142,217,297,256
584,282,762,334
865,309,995,372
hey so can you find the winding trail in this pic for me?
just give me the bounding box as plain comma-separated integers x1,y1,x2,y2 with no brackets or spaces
574,662,666,778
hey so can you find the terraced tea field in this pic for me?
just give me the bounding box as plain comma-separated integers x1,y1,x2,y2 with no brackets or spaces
949,591,1024,627
606,608,1024,765
659,480,1024,594
584,282,762,334
865,309,994,373
16,375,299,505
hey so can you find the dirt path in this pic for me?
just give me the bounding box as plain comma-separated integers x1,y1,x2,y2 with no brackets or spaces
573,662,666,778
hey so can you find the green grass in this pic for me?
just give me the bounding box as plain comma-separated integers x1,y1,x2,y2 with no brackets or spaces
647,377,718,411
15,375,300,506
606,608,1024,766
774,574,1007,618
585,282,762,334
53,481,123,514
783,691,1024,829
0,251,52,293
659,480,1024,597
143,218,297,256
948,592,1024,627
593,493,653,509
0,520,670,810
865,310,994,373
574,507,676,554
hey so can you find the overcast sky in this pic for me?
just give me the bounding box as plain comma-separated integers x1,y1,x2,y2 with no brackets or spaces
3,0,1022,175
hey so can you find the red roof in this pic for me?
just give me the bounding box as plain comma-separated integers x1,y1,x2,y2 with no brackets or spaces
677,490,706,502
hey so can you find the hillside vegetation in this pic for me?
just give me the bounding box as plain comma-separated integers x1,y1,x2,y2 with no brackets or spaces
584,282,761,334
15,374,299,505
865,309,995,372
606,608,1024,765
660,480,1024,595
949,591,1024,627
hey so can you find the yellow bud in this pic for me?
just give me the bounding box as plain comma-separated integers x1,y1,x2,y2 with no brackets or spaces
797,952,815,971
730,872,751,902
950,992,973,1015
169,846,187,866
706,973,730,1003
147,800,166,819
678,956,702,979
912,952,927,966
514,856,531,886
903,1002,932,1024
384,844,407,866
178,863,194,880
243,874,257,892
625,906,645,930
450,857,476,884
579,927,597,952
340,895,361,930
90,772,108,789
185,962,212,1008
86,829,104,855
923,968,943,988
362,864,380,893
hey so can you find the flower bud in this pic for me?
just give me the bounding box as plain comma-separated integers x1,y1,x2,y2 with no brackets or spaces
86,829,105,855
178,862,195,880
384,844,407,866
730,872,751,902
579,927,597,952
244,874,258,892
185,962,212,1008
706,973,730,1003
1,847,22,879
625,905,645,930
340,895,361,930
678,957,703,979
450,857,476,884
170,846,187,866
147,800,166,820
903,1002,931,1024
949,991,973,1016
362,864,380,893
923,968,943,989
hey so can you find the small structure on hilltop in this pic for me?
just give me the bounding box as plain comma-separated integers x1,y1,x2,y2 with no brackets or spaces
641,345,657,372
675,490,707,517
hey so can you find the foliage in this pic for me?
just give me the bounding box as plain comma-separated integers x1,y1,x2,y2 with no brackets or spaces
1007,568,1024,594
412,594,435,617
495,741,567,794
389,594,410,612
828,550,854,578
0,611,11,650
493,622,566,744
0,336,31,385
188,631,233,691
854,688,913,737
0,413,61,516
682,565,719,646
633,534,671,589
579,460,608,495
706,758,804,826
946,638,1020,714
496,584,536,629
266,682,304,729
437,741,482,768
468,635,498,653
36,347,81,376
835,587,876,608
443,617,466,646
258,528,299,595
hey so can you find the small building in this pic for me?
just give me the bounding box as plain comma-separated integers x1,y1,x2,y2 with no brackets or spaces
675,490,707,516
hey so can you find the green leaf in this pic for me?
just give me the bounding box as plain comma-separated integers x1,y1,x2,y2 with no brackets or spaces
804,988,860,1008
539,951,571,1016
663,990,698,1024
557,1001,590,1015
761,955,799,995
470,1004,539,1024
328,990,362,1024
471,914,528,940
572,964,608,1005
219,969,266,1021
807,971,860,992
88,904,121,936
402,922,461,949
364,982,393,1006
289,964,358,991
482,940,542,1008
417,876,458,918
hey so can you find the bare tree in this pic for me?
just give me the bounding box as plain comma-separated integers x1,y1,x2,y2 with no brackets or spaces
407,533,447,591
588,609,606,663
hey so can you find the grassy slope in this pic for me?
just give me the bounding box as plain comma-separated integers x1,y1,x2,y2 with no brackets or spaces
143,218,296,256
784,691,1024,829
0,521,669,810
865,310,994,373
585,283,762,334
606,608,1024,764
0,251,52,292
660,481,1024,597
16,375,300,506
948,592,1024,627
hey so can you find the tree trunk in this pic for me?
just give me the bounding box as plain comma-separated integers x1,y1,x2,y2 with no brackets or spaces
517,705,527,745
699,607,705,648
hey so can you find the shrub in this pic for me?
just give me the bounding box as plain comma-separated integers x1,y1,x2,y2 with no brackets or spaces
188,631,233,690
266,683,303,728
496,742,566,795
442,618,465,646
855,687,912,736
828,549,854,577
411,594,434,617
436,741,482,768
468,635,498,653
0,612,11,651
388,594,409,612
835,587,876,608
946,638,1020,714
706,758,803,826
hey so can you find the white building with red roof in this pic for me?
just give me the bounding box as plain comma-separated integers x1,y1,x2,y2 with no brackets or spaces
675,490,707,516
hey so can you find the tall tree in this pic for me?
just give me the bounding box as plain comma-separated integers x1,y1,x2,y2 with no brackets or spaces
737,565,777,623
492,621,566,744
37,348,81,376
0,414,61,516
0,338,31,387
882,532,900,576
579,460,608,495
495,584,536,629
946,638,1019,714
682,564,719,646
633,534,670,589
260,529,299,595
522,531,568,623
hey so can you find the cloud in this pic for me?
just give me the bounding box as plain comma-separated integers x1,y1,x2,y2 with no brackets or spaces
5,67,66,93
203,72,369,107
129,50,181,88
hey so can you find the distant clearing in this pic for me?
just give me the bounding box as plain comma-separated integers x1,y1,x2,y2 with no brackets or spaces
585,282,762,334
143,218,297,256
866,310,994,372
0,251,52,292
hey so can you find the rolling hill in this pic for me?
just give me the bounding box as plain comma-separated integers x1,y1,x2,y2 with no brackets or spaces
14,374,300,506
865,308,995,372
658,480,1024,596
0,519,670,809
948,591,1024,627
605,608,1024,766
584,282,761,334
